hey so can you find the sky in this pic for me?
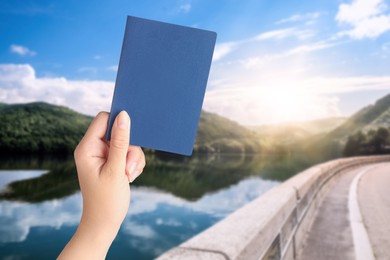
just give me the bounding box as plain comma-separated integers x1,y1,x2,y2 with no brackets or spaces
1,0,390,125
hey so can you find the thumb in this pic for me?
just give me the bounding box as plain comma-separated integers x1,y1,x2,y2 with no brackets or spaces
106,111,131,175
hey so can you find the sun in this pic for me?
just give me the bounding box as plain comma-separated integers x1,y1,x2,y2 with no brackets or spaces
262,85,312,123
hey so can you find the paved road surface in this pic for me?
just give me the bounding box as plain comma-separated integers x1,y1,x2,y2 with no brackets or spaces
297,163,390,260
358,164,390,260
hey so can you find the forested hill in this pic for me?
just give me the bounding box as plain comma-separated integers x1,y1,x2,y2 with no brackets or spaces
195,111,262,153
328,93,390,140
301,93,390,158
1,94,389,157
0,102,92,155
0,102,262,155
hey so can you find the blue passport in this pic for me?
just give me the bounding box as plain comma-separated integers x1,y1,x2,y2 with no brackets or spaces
106,16,217,156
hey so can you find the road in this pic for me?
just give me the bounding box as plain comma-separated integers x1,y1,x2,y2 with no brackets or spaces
297,163,390,260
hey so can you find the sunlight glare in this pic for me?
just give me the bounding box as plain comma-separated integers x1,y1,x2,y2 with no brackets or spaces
261,83,313,123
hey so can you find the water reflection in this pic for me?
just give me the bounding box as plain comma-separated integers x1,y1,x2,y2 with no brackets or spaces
0,153,321,259
0,170,48,191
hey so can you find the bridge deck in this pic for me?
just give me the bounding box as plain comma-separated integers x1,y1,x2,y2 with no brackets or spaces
297,163,390,260
359,163,390,260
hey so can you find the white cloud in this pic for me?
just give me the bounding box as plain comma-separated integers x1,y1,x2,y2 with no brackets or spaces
179,3,191,13
208,36,341,87
0,176,278,243
0,193,82,243
276,12,322,24
78,66,97,74
212,42,239,61
128,187,185,216
212,28,316,62
0,64,113,115
203,86,342,125
156,218,182,227
336,0,390,39
337,0,387,24
203,30,349,125
122,220,157,239
287,40,339,55
256,28,294,40
128,179,278,218
255,28,314,41
203,75,390,125
10,45,36,57
237,52,288,69
304,76,390,94
192,178,279,217
107,65,118,72
348,15,390,38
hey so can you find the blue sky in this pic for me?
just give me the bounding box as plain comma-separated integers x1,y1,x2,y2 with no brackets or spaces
1,0,390,124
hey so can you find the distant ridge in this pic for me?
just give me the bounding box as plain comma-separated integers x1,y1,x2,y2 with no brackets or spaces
249,117,346,145
329,93,390,140
2,93,388,156
0,102,262,155
195,111,262,153
298,93,390,159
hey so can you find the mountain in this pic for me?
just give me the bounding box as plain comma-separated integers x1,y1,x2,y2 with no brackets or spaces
195,111,262,153
328,93,390,140
297,93,390,159
298,117,347,134
249,117,346,145
0,102,262,155
0,102,92,155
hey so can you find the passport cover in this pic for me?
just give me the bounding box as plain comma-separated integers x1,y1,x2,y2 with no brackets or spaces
106,16,217,156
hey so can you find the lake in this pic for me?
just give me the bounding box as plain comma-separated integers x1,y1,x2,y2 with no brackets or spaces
0,153,323,259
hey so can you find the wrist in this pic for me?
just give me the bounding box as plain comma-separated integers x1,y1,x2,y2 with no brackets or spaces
58,218,117,259
79,215,119,244
72,218,118,259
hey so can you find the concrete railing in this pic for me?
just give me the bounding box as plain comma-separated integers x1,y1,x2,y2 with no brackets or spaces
157,155,390,260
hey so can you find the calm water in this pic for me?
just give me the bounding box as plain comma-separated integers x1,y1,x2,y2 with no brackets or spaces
0,153,322,259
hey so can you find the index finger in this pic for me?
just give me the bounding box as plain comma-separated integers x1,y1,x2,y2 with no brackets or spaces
80,111,110,144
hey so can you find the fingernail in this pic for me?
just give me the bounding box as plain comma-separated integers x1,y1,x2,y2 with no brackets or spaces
117,111,129,129
126,172,131,183
129,163,137,182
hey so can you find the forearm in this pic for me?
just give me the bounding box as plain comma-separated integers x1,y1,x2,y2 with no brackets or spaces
58,220,117,260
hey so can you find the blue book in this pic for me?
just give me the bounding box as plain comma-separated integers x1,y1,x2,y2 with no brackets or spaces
106,16,217,156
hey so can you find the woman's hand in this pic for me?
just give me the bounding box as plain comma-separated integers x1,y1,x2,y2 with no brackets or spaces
58,111,146,259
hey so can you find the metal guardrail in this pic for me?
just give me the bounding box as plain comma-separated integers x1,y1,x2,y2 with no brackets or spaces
157,155,390,260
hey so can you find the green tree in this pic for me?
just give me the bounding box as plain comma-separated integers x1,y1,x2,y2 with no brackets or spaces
371,127,389,154
343,128,390,156
344,131,366,156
